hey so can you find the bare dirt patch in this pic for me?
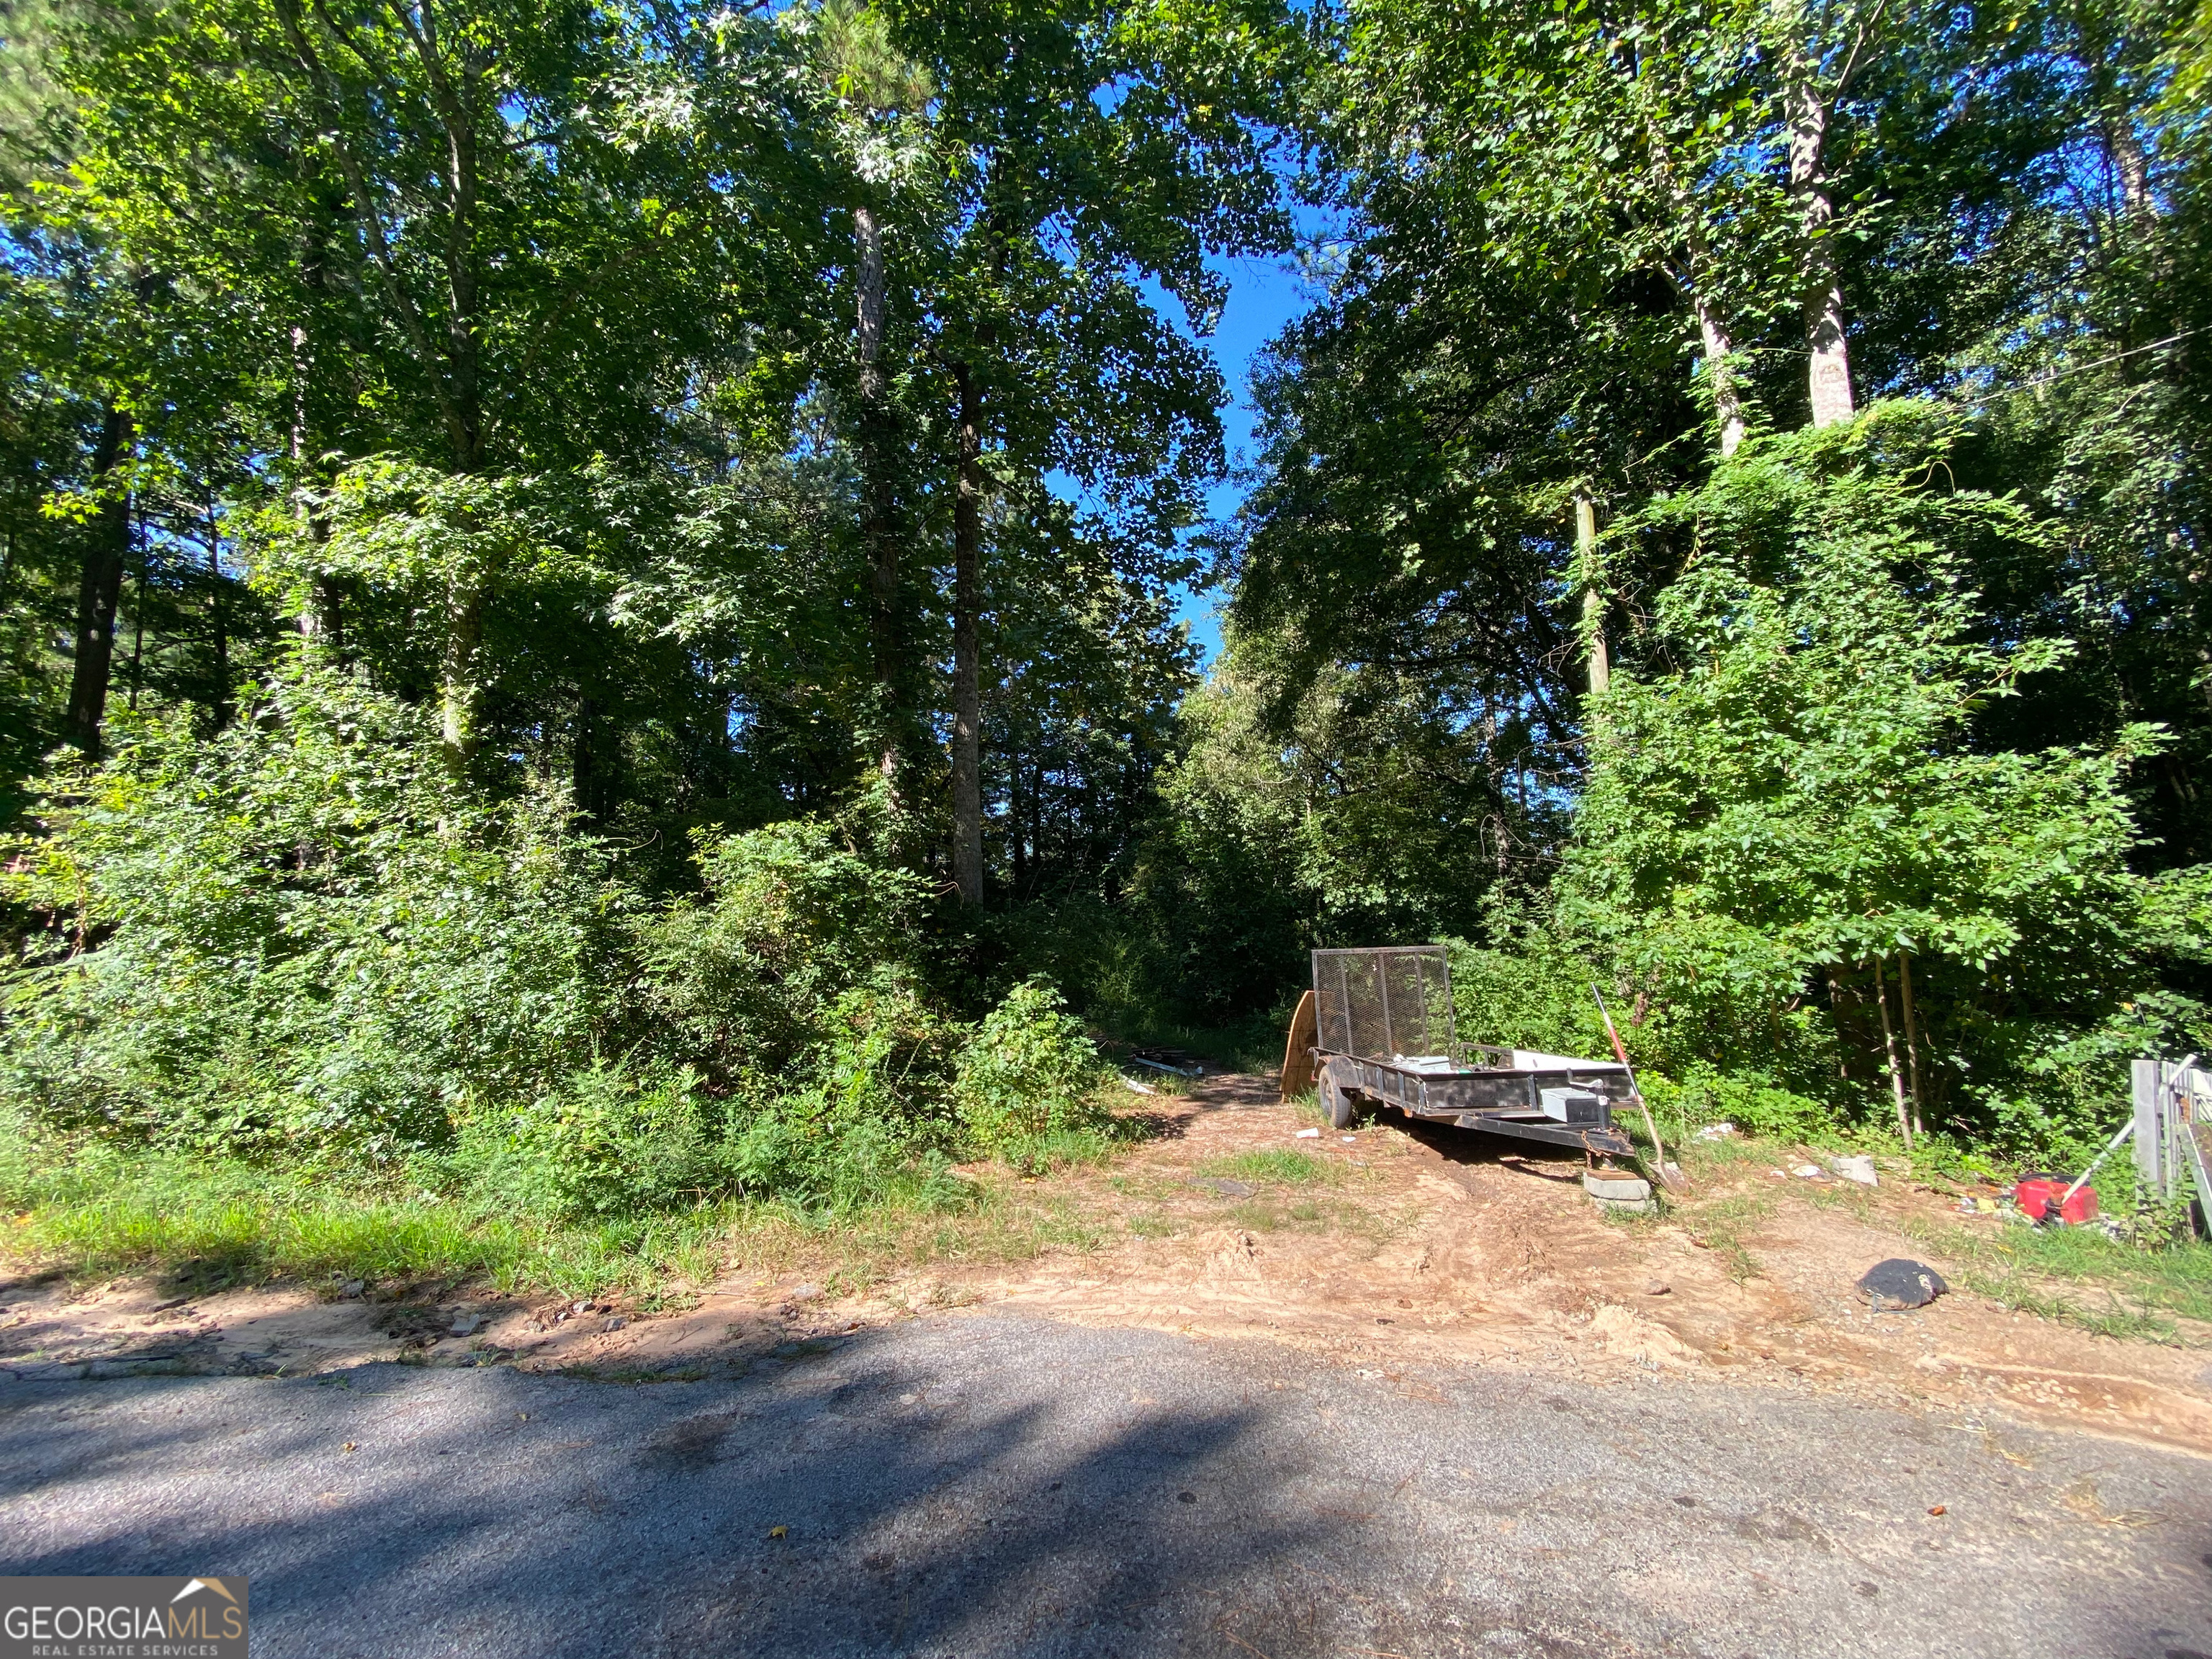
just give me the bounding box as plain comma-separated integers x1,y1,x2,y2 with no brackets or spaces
9,1074,2209,1455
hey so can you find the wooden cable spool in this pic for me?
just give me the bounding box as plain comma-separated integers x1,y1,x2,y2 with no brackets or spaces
1280,989,1318,1100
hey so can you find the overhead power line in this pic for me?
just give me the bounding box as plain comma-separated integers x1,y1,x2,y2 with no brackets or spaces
1969,326,2208,401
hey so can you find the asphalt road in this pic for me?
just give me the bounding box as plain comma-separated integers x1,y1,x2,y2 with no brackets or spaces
3,1312,2208,1659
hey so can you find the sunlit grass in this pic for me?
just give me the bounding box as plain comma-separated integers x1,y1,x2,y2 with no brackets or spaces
1895,1208,2212,1343
0,1141,1116,1303
1196,1148,1328,1186
1665,1125,2212,1343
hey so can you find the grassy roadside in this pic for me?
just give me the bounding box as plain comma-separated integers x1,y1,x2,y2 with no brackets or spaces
0,1140,1120,1308
1894,1208,2212,1344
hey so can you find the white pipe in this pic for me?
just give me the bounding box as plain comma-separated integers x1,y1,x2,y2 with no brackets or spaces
1127,1056,1200,1076
2060,1117,2136,1208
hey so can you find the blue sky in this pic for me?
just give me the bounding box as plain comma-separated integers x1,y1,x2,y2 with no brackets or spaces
1174,250,1317,666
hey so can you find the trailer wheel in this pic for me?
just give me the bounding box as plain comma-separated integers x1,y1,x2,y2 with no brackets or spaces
1319,1064,1358,1129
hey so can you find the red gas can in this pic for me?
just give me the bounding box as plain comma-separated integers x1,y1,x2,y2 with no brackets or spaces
2013,1175,2098,1225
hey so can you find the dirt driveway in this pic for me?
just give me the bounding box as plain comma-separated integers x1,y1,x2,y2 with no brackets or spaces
8,1076,2212,1656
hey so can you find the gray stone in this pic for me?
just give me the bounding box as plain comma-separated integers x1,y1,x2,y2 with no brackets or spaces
1583,1170,1653,1202
1592,1196,1660,1218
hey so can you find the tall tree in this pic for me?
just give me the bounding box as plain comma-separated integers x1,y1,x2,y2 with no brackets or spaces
894,0,1307,902
60,403,132,755
48,0,832,775
802,0,938,801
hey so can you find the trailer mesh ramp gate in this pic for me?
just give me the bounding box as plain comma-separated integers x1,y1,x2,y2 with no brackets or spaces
2134,1057,2212,1228
1312,945,1460,1066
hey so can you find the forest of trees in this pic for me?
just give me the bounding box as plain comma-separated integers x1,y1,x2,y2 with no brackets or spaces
3,0,2209,1218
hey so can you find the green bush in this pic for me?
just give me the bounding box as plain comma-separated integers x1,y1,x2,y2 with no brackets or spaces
1443,931,1611,1059
1555,413,2212,1150
954,980,1105,1150
450,1062,726,1221
0,679,998,1218
637,819,933,1087
1640,1066,1838,1144
0,673,630,1159
710,980,971,1210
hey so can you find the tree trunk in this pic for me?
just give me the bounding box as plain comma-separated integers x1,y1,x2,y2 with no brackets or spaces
1873,955,1912,1146
854,202,905,797
1696,297,1747,457
1826,968,1855,1081
205,496,230,728
1645,116,1748,458
439,575,487,773
1010,742,1028,896
572,693,606,824
2109,121,2151,221
290,316,345,658
1575,493,1609,699
302,562,344,658
1784,51,1855,428
127,508,145,713
64,404,135,757
1897,950,1925,1138
950,360,986,907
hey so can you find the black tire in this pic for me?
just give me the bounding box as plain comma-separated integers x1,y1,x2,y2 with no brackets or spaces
1320,1064,1358,1129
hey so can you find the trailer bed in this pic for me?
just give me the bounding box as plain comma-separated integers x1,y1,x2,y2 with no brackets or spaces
1328,1049,1637,1156
1308,945,1638,1157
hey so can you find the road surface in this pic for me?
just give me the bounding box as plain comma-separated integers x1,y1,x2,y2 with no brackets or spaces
4,1310,2208,1658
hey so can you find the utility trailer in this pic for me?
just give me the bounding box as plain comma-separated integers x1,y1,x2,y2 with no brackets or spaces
1287,945,1637,1161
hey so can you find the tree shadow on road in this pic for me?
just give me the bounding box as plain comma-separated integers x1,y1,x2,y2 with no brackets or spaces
0,1323,1377,1658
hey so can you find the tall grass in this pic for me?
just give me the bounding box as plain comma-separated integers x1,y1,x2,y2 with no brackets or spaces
0,1138,1107,1303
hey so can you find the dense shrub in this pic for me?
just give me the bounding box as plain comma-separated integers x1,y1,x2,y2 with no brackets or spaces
1638,1067,1838,1143
637,819,935,1086
0,675,1120,1216
0,673,629,1159
954,980,1105,1149
450,1062,725,1220
1550,417,2212,1157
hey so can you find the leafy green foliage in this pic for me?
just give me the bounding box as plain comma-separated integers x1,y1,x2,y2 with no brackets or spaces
1552,410,2207,1148
953,980,1106,1149
0,673,1114,1218
1,670,629,1158
639,819,934,1087
1639,1069,1838,1144
9,0,2212,1261
451,1062,725,1223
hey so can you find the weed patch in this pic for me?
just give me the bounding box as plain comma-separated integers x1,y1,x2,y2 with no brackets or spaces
0,1143,1115,1302
1196,1149,1327,1186
1897,1210,2212,1342
1681,1193,1772,1282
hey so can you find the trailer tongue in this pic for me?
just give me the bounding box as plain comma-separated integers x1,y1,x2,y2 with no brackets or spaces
1295,945,1639,1161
